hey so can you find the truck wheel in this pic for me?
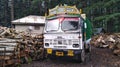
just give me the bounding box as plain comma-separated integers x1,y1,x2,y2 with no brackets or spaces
80,49,85,62
88,44,91,52
85,44,91,53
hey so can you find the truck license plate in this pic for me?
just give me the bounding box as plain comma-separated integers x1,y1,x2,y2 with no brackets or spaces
56,52,64,56
47,48,52,54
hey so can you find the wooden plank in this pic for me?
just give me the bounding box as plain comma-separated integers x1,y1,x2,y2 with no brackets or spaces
0,47,15,51
0,53,13,56
0,43,18,47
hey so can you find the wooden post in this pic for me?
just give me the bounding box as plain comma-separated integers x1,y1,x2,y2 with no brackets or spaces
11,0,14,21
9,0,14,27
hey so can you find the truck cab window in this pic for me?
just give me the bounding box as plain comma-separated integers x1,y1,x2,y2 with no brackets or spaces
61,18,79,31
45,19,60,32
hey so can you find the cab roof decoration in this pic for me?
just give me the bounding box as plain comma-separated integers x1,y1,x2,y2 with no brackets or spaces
47,5,80,18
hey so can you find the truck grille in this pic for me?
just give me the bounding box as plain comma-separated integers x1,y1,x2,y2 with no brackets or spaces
45,39,79,45
54,46,67,48
52,39,71,45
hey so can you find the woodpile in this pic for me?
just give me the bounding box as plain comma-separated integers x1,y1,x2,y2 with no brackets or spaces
0,38,20,67
0,27,45,66
90,33,120,56
19,34,46,64
0,26,25,39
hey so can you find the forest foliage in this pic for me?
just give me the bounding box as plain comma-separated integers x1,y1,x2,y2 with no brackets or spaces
0,0,120,32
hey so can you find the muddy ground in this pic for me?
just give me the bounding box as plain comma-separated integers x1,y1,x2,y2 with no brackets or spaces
21,47,120,67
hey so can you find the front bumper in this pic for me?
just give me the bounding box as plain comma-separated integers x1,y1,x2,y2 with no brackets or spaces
46,48,82,57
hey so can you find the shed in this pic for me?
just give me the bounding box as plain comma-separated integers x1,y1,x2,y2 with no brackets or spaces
12,15,45,36
93,28,106,35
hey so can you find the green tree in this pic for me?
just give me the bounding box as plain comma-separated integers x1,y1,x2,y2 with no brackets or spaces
82,0,120,32
0,0,119,32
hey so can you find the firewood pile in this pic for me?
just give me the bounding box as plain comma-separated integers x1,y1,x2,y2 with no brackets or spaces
0,38,21,67
0,27,45,66
19,34,46,64
0,26,24,39
90,33,120,56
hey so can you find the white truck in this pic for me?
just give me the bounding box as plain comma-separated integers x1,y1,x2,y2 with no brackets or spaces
44,5,92,62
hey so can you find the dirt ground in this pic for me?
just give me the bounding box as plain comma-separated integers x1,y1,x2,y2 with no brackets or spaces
21,47,120,67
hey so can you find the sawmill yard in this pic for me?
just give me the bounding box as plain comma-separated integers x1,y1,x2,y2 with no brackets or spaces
21,47,120,67
0,27,120,67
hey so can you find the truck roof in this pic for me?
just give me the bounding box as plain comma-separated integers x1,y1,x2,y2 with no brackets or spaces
46,14,81,20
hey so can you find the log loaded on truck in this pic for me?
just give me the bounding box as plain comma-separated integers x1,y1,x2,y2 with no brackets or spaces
44,5,92,62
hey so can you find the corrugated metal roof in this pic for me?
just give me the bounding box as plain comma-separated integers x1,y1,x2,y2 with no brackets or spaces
12,15,45,24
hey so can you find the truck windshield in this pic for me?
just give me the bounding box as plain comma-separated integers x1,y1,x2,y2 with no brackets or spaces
45,19,59,32
61,18,79,31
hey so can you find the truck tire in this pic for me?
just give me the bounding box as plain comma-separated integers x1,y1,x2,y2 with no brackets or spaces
74,50,86,62
80,49,86,62
85,44,91,53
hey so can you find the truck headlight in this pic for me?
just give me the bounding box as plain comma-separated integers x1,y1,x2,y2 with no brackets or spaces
45,43,49,47
72,44,79,48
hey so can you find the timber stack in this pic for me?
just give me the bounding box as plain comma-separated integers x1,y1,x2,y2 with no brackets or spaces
0,26,44,66
90,33,120,56
19,34,45,64
0,38,20,67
